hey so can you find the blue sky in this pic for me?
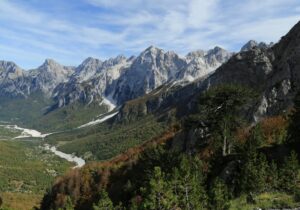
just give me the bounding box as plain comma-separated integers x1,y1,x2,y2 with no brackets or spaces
0,0,300,69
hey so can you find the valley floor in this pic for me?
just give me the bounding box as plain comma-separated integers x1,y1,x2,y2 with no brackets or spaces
1,192,42,210
0,129,74,210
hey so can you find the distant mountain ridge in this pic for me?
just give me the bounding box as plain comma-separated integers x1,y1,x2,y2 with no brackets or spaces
240,40,274,52
0,45,234,111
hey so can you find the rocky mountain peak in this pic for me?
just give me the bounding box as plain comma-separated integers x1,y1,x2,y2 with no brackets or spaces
241,40,258,51
145,45,161,52
77,57,102,72
178,47,233,82
103,55,127,67
206,46,233,64
38,59,74,76
209,46,224,53
73,58,103,82
272,20,300,58
186,50,206,61
241,40,274,52
0,61,29,97
44,58,56,64
25,59,74,96
0,60,19,71
115,54,127,61
0,61,24,79
141,46,164,59
41,58,63,70
81,57,102,66
0,44,233,109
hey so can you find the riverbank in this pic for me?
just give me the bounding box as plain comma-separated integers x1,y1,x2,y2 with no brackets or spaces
0,124,86,168
43,144,85,168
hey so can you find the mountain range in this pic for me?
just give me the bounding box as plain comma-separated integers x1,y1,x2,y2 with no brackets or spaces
0,45,236,129
0,45,233,106
1,18,300,210
37,20,300,210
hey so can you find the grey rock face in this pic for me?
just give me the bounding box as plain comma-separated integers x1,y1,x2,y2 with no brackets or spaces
48,45,232,113
241,40,258,51
180,47,233,81
201,21,300,121
52,55,130,108
111,46,187,104
0,61,30,97
0,46,232,111
73,57,103,82
28,59,75,96
111,46,233,104
241,40,274,52
0,59,76,98
115,21,300,124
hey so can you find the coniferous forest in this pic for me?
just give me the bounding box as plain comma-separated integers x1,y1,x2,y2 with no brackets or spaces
32,85,300,210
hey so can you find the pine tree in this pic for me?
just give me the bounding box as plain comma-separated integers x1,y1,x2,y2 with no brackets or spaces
93,190,114,210
192,85,257,156
240,149,268,194
268,161,279,190
249,124,265,148
209,178,230,210
279,151,299,193
170,156,207,210
58,196,74,210
141,167,177,210
129,198,139,210
288,91,300,143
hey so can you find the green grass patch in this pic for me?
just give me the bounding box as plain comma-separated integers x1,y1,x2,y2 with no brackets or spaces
0,94,110,132
0,93,51,129
33,101,109,132
230,192,300,210
46,115,168,160
0,140,73,193
0,192,42,210
0,126,21,140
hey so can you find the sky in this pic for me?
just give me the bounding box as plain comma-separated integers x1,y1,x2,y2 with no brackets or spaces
0,0,300,69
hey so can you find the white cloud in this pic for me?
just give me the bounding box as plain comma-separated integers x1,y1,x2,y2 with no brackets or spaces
187,0,219,28
0,0,300,68
229,16,300,43
0,0,43,25
86,0,141,9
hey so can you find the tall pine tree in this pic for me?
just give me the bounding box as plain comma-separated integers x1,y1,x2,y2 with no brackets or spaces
170,155,207,210
93,190,114,210
141,167,177,210
209,178,230,210
288,91,300,143
279,151,299,193
240,149,268,194
189,85,256,156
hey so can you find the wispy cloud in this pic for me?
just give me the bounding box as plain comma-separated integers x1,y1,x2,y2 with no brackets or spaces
0,0,299,69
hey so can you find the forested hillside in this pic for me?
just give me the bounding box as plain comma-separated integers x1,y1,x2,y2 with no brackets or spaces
37,85,300,210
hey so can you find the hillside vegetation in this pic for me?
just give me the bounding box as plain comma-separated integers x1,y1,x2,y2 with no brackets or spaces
0,93,109,132
46,114,170,161
0,135,73,210
38,85,300,210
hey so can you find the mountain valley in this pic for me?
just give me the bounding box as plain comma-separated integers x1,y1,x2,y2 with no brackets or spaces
0,17,300,210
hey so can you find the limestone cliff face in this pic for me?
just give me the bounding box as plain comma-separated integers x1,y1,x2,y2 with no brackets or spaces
0,46,232,113
0,61,30,97
117,21,300,123
206,21,300,120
